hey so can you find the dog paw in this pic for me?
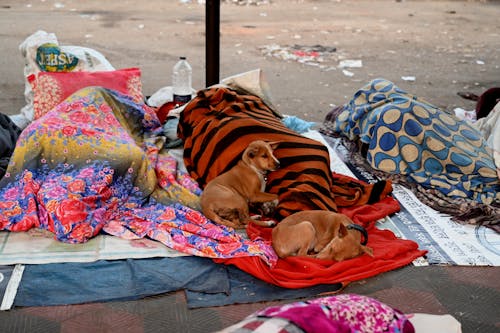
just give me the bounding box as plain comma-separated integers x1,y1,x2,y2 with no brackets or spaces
260,200,278,215
262,220,276,227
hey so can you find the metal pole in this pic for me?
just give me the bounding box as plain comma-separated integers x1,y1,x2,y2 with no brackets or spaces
205,0,220,87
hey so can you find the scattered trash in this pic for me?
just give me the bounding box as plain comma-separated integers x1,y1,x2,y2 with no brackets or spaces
181,0,272,4
401,76,416,82
282,115,316,134
180,0,206,4
476,60,485,65
259,44,339,70
259,44,367,76
222,0,272,5
339,59,362,68
342,69,354,77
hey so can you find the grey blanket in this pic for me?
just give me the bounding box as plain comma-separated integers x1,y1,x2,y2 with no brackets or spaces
0,113,21,179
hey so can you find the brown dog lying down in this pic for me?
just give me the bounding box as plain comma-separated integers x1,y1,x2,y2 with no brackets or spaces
200,140,280,229
272,210,374,262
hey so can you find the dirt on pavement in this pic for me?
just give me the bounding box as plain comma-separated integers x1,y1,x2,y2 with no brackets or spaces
1,0,499,122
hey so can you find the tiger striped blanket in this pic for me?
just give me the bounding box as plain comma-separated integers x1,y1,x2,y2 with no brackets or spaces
178,86,393,220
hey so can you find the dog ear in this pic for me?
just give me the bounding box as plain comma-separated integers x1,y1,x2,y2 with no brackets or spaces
246,146,258,159
267,141,281,150
338,223,348,238
360,245,374,257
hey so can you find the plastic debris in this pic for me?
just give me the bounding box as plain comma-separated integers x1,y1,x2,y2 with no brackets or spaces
180,0,206,3
181,0,271,4
342,69,354,77
282,115,316,133
401,76,416,81
222,0,272,5
339,59,363,68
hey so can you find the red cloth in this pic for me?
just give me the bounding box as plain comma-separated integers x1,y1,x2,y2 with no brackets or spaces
29,67,144,120
215,197,427,289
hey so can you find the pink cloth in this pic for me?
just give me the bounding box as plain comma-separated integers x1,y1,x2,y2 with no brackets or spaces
256,294,414,333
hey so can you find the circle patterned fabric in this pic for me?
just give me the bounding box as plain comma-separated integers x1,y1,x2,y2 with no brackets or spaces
330,78,499,205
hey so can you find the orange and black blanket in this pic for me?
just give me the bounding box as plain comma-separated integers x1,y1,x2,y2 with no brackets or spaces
178,86,426,288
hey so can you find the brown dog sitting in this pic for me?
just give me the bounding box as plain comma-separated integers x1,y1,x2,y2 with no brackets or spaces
200,140,280,229
272,210,374,261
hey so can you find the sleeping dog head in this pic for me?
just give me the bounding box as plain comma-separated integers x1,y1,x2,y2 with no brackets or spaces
315,221,374,262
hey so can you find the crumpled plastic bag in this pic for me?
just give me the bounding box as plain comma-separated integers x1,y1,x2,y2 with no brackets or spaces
11,30,115,129
282,115,317,133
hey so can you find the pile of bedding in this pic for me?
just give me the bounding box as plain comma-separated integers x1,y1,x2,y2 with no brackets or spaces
3,30,493,308
178,86,426,287
178,86,395,217
0,86,277,265
0,83,426,291
322,78,500,227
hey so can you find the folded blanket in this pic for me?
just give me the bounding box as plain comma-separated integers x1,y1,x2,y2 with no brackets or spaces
322,78,500,226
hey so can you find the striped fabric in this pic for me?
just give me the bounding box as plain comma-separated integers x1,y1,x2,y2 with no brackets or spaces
178,86,391,219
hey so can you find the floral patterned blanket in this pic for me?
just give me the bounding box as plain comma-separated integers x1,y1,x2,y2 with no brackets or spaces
0,87,277,266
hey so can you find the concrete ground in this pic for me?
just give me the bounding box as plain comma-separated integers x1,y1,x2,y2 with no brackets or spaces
0,0,499,332
1,0,499,121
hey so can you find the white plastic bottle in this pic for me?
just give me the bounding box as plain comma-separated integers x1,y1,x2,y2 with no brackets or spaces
172,56,193,107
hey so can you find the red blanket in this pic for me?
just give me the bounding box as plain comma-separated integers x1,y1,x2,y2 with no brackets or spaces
216,196,427,289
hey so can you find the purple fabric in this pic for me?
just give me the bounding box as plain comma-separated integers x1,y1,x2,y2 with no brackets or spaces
270,304,350,332
255,294,415,333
